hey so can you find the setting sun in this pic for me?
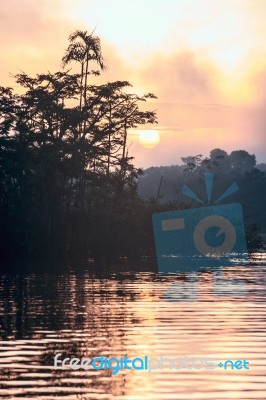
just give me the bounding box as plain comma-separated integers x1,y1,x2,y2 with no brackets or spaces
138,130,160,148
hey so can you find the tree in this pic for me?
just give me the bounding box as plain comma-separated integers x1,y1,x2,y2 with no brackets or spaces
229,150,256,174
62,29,105,114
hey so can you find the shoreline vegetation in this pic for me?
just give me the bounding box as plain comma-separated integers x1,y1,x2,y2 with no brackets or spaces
0,30,265,271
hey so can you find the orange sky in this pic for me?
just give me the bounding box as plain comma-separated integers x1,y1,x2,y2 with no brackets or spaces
1,0,266,167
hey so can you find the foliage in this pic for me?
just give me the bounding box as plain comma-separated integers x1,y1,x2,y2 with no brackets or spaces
0,31,158,265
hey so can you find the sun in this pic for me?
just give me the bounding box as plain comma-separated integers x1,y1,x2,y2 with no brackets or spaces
138,130,160,148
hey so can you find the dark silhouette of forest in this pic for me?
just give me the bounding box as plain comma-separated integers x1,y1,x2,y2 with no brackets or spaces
0,30,161,267
0,31,265,269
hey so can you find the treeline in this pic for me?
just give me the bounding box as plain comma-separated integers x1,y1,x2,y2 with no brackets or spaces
139,148,266,234
1,31,264,268
0,30,161,266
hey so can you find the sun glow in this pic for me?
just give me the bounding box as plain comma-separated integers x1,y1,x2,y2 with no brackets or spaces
138,130,160,148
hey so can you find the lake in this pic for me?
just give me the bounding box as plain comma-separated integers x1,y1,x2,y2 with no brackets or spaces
0,254,266,399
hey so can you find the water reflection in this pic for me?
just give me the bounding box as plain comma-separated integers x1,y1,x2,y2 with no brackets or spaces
0,256,266,399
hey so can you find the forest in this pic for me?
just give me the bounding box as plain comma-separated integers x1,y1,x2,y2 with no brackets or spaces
0,30,159,267
0,31,265,268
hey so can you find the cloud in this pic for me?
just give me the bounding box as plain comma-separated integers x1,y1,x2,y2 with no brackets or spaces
141,51,220,104
0,0,75,86
0,0,134,90
124,50,266,166
1,0,266,166
0,1,59,41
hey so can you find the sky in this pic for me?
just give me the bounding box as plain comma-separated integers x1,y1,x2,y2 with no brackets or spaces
1,0,266,168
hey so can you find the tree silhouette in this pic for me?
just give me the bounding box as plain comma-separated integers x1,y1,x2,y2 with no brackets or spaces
0,31,159,266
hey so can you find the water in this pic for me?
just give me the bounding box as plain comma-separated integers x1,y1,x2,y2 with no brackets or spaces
0,255,266,399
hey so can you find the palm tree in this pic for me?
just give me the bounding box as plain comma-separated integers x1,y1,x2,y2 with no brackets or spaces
62,30,106,211
62,30,105,115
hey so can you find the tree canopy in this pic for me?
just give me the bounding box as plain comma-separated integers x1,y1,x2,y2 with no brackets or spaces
0,30,158,266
